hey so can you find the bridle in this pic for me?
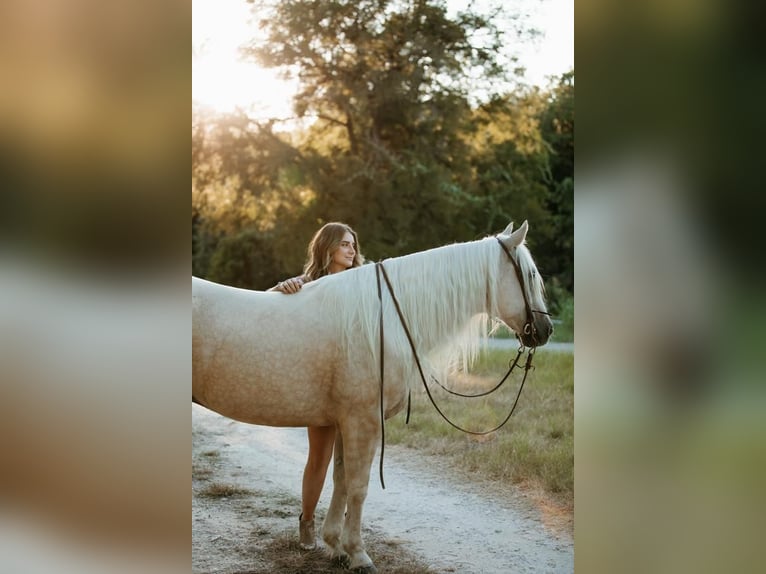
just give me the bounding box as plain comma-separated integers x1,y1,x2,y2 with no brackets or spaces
495,237,551,347
373,236,550,488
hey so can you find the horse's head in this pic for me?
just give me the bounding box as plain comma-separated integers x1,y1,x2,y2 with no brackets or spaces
494,221,554,348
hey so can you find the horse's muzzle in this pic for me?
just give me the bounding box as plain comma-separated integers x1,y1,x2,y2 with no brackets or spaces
518,315,554,348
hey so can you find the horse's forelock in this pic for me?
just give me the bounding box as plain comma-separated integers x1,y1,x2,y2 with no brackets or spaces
516,243,547,311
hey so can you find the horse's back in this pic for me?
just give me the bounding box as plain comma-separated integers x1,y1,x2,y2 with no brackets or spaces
193,275,260,310
192,276,284,328
192,276,301,356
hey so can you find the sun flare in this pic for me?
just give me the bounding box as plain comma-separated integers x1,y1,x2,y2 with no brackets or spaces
192,0,573,116
192,56,296,118
192,0,296,118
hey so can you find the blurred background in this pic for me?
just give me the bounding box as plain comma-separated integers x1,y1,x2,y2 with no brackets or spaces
0,1,189,573
576,0,766,572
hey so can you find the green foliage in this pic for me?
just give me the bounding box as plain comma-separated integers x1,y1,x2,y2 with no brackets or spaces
207,228,281,289
192,1,573,297
464,92,552,239
540,276,574,342
536,72,574,292
555,296,574,343
551,290,574,342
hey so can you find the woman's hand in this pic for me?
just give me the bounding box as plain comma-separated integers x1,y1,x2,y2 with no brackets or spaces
275,276,304,294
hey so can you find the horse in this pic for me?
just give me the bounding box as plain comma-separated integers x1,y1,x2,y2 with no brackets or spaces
192,220,553,573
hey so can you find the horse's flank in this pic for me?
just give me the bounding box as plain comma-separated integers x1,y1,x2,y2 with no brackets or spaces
193,277,353,427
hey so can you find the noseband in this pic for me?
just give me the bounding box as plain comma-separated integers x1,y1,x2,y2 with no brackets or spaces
495,237,550,346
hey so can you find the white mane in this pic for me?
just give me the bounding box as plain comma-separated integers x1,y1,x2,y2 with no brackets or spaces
316,236,508,384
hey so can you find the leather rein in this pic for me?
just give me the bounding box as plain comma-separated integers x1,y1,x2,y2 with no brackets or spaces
373,237,549,488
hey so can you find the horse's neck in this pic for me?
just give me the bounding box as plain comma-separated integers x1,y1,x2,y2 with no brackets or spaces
385,242,489,352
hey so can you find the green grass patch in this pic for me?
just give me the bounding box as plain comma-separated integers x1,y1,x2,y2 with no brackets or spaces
386,350,573,506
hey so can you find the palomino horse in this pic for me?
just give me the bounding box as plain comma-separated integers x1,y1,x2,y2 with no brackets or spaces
192,220,553,572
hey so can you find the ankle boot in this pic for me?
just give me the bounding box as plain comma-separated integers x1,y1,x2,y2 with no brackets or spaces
299,513,316,550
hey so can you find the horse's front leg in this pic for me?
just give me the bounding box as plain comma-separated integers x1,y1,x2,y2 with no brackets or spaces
338,416,379,573
322,429,347,562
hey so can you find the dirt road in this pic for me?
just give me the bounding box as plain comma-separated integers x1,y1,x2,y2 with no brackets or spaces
192,405,573,574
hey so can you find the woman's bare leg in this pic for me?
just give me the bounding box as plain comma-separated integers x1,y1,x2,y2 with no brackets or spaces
302,425,336,521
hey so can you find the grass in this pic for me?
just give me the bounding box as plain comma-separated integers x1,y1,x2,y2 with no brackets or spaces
193,450,220,481
386,349,573,507
199,482,256,499
192,463,214,480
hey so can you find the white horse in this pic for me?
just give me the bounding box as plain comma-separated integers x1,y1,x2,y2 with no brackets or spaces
192,220,553,573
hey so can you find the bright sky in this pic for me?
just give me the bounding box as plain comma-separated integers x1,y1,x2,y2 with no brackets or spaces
192,0,573,117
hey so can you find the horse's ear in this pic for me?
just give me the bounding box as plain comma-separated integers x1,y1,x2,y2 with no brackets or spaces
505,220,528,247
501,221,514,236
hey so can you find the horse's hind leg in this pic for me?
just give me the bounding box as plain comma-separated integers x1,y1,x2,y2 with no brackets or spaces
322,429,347,562
337,418,379,573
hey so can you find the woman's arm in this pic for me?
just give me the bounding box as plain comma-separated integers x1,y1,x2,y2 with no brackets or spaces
267,275,306,294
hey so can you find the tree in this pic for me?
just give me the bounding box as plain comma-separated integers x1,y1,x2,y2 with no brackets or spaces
192,4,572,295
537,71,574,295
242,0,526,256
463,87,551,236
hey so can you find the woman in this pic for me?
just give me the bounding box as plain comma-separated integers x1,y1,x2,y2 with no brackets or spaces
268,222,364,550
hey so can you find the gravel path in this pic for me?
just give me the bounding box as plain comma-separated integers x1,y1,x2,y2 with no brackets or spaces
193,405,574,573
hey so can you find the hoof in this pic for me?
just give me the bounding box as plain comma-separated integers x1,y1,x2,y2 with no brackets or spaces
353,566,377,574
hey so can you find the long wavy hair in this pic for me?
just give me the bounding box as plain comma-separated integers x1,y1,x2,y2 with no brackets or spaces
303,222,365,281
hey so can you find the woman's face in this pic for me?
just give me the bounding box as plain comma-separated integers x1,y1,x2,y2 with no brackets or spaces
328,231,356,274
